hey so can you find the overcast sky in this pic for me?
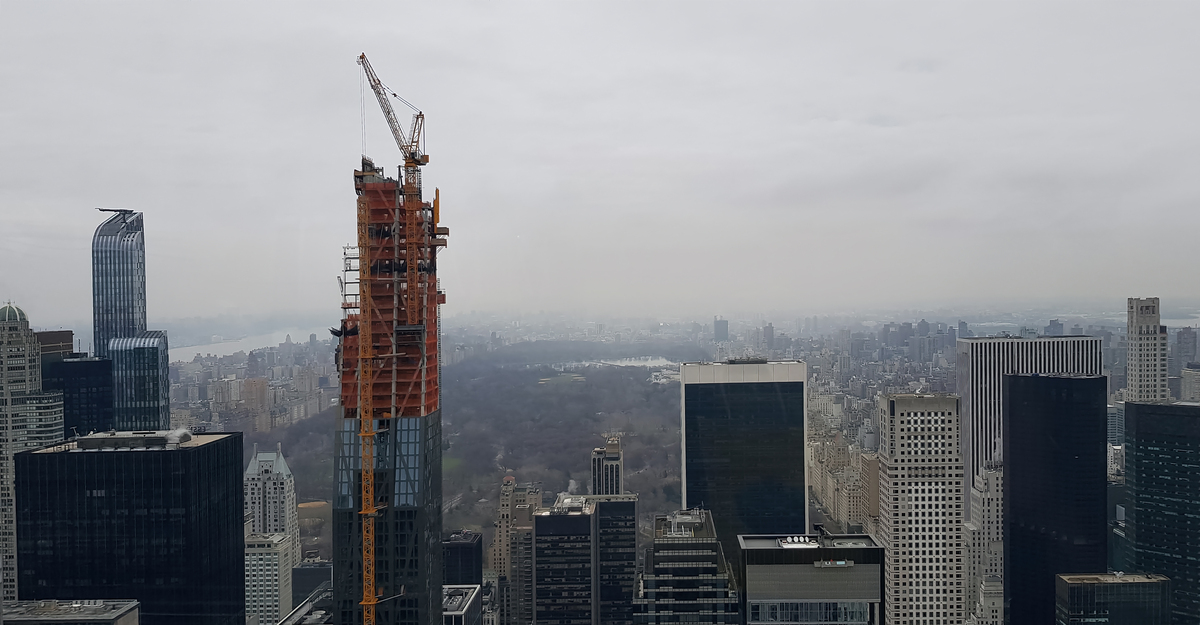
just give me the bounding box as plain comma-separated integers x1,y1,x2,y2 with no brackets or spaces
2,2,1198,334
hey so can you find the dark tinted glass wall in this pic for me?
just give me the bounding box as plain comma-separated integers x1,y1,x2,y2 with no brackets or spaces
1126,402,1200,625
594,499,637,625
444,530,483,585
533,513,593,624
683,381,807,564
15,433,244,625
1003,375,1108,625
42,357,114,435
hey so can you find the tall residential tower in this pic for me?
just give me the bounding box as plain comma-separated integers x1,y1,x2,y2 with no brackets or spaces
1127,298,1169,402
92,210,147,359
591,435,623,495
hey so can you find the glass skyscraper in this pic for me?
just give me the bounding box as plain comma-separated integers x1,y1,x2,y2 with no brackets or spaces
42,356,114,436
92,210,147,360
109,331,169,430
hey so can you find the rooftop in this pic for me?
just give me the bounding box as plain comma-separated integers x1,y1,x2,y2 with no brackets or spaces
33,430,234,453
738,534,878,551
442,585,481,615
0,303,27,323
654,509,718,540
1058,573,1170,585
2,599,139,622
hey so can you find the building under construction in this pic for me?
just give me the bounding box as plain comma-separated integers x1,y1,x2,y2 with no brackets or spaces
334,54,449,625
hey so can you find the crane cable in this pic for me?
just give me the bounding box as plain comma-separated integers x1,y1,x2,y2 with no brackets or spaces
360,65,367,155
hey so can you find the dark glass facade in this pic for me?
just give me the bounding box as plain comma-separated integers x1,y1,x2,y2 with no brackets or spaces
92,211,147,360
533,510,593,624
444,529,483,586
634,509,740,624
683,379,808,567
1003,374,1108,625
595,498,637,625
15,432,244,625
1055,574,1172,625
42,356,114,436
109,331,169,430
1125,402,1200,625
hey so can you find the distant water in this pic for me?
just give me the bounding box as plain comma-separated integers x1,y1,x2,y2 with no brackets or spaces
169,327,328,362
552,356,679,370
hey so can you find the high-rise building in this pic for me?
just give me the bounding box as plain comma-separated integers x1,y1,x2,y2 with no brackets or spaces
963,467,1002,618
680,361,808,566
444,529,484,586
109,331,169,430
246,532,295,624
34,330,74,366
0,303,65,602
531,494,637,625
42,356,114,436
334,155,450,624
91,210,147,360
714,318,729,343
1125,401,1200,624
633,509,739,624
876,393,966,625
15,430,244,625
1108,403,1126,446
1003,374,1108,625
591,435,623,495
738,533,884,625
506,503,537,625
1176,327,1198,371
1055,574,1171,625
1127,298,1169,402
1182,364,1200,402
244,443,301,569
487,477,541,576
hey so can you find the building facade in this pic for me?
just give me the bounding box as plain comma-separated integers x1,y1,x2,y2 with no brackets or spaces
42,356,114,436
1003,375,1109,625
633,509,739,624
246,532,295,624
444,529,484,586
591,435,623,495
738,534,884,625
1126,298,1169,402
244,443,301,568
681,361,808,566
92,210,147,360
0,303,65,602
876,394,966,625
1125,401,1200,624
962,467,1002,617
15,430,244,625
109,331,169,430
1055,574,1171,625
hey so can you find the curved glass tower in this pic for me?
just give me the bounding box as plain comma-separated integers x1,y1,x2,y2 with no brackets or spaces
92,210,147,359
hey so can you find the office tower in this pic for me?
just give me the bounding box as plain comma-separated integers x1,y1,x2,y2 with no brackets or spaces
917,318,930,338
443,586,483,625
1125,402,1200,624
246,532,295,624
1176,327,1197,371
92,210,147,360
1127,298,1169,402
1108,403,1126,446
1003,374,1108,625
680,361,808,566
506,503,537,625
1182,364,1200,402
444,529,484,586
738,533,884,625
591,435,623,495
109,331,169,430
487,477,541,575
2,599,141,624
632,509,739,624
963,467,1002,619
1055,574,1171,625
15,430,244,625
877,394,966,625
244,443,302,568
1045,319,1065,336
34,329,74,367
43,355,114,436
763,323,775,350
531,494,637,625
714,318,729,342
334,155,450,625
0,304,65,602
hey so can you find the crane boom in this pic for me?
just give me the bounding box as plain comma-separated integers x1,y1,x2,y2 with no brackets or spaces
358,53,425,164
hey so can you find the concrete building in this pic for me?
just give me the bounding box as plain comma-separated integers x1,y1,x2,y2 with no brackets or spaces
1055,573,1171,625
1127,298,1169,402
92,210,147,360
876,394,966,625
1181,364,1200,402
0,303,65,602
633,509,739,624
1,599,140,625
680,361,808,567
590,435,624,495
246,532,295,624
443,585,482,625
109,331,169,430
738,533,883,625
1003,375,1109,625
962,467,1002,616
16,430,244,625
244,443,301,569
486,477,541,576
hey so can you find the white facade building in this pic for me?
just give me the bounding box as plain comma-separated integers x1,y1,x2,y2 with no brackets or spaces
963,467,1003,623
1126,297,1169,402
245,532,294,624
244,443,301,569
877,394,966,625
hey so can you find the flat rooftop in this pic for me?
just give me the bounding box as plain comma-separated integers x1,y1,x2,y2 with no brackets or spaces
738,534,878,551
33,430,233,453
1058,573,1170,584
442,585,480,615
2,599,139,622
654,509,718,540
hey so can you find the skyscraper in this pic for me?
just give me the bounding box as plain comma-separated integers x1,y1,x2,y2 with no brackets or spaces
1125,401,1200,624
714,318,729,342
109,330,169,430
680,361,808,566
1055,574,1172,625
246,532,295,624
633,509,740,624
877,393,966,625
444,529,484,586
244,443,302,569
487,477,541,577
42,355,114,436
91,210,147,360
1003,374,1108,625
591,435,623,495
16,430,244,625
1126,298,1169,402
1177,327,1198,369
0,303,65,602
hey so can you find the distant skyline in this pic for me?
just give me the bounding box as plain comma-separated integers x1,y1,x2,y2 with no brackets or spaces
3,3,1199,333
